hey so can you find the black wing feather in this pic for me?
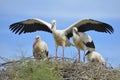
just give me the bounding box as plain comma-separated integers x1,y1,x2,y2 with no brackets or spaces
83,41,95,49
77,19,114,34
65,19,114,39
15,25,23,34
9,19,52,35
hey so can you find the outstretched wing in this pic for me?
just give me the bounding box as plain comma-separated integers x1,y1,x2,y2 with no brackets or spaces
65,19,114,39
9,18,52,35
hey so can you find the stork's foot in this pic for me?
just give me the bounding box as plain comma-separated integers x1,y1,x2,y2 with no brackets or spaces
77,58,81,63
55,52,58,60
62,57,65,62
83,56,86,62
55,56,58,60
78,60,80,63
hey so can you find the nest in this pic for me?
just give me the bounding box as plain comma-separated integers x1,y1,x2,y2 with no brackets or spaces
0,56,119,80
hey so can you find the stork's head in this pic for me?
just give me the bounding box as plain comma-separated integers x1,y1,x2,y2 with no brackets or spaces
35,35,41,41
51,20,56,31
33,35,41,47
73,27,80,36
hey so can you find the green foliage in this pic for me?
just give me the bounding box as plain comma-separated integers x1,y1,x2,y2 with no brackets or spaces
5,58,63,80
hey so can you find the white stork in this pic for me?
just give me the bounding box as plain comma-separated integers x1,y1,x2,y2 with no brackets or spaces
9,18,114,60
84,51,106,65
72,27,95,62
33,35,48,60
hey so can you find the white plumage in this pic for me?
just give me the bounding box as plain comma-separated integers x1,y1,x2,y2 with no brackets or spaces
9,18,114,60
72,27,95,62
33,35,48,60
85,51,106,65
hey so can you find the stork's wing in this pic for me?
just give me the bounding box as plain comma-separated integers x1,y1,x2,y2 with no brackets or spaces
65,19,114,39
9,18,52,35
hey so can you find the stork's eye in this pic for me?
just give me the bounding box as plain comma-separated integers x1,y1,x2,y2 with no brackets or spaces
36,37,39,39
74,29,76,32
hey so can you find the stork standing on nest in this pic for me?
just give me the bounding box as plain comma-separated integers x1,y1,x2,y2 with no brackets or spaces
9,18,114,60
72,27,95,62
33,35,48,60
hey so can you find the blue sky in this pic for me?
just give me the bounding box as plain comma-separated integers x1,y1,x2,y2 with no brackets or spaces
0,0,120,67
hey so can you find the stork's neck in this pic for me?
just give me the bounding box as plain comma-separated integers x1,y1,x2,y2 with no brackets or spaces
33,39,40,47
51,25,56,33
73,31,79,38
51,20,56,32
85,51,92,56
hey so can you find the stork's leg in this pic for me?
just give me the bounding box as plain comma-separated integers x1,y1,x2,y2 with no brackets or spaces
56,46,58,59
62,46,64,61
83,50,86,62
78,49,80,62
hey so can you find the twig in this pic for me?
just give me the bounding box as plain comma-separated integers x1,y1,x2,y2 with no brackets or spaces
0,56,33,66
